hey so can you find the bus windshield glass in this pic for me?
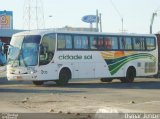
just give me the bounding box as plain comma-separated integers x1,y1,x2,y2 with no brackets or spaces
8,35,41,67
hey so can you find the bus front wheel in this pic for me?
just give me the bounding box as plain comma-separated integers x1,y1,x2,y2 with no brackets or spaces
56,68,71,86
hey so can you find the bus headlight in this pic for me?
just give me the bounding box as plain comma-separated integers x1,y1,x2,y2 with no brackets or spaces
30,69,37,74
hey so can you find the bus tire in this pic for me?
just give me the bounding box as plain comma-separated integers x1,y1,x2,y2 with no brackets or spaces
126,67,136,83
100,78,113,82
33,81,44,86
121,67,136,83
56,68,71,86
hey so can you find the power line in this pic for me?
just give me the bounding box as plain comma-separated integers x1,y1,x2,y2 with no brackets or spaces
109,0,122,18
109,0,124,32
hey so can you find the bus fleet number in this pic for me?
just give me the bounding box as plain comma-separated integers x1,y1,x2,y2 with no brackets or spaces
41,70,48,74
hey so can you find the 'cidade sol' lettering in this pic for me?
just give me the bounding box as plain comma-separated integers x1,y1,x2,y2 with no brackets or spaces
59,55,82,60
58,54,92,60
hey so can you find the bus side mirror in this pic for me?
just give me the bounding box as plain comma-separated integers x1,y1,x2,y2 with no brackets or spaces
40,44,44,54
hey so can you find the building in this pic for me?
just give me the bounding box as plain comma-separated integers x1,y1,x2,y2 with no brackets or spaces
0,29,23,44
0,10,24,44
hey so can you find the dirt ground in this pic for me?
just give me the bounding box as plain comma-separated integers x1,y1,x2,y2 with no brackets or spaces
0,78,160,118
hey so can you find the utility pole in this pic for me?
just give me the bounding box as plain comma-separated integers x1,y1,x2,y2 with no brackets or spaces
121,18,124,33
96,9,103,32
96,9,99,32
99,13,102,32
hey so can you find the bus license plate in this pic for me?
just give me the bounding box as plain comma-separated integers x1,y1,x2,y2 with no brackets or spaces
17,76,22,80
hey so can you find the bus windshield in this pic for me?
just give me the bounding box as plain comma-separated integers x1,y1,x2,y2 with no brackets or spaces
8,35,41,67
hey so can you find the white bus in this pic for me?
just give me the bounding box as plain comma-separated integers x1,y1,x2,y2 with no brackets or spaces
7,30,158,85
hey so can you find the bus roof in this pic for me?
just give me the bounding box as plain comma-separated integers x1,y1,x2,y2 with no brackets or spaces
12,29,156,37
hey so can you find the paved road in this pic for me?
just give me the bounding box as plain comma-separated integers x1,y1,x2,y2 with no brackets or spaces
0,78,160,116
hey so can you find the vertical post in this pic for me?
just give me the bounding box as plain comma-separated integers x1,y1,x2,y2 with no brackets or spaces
99,13,102,32
150,25,152,34
121,18,124,33
90,23,93,31
11,11,13,29
96,9,99,32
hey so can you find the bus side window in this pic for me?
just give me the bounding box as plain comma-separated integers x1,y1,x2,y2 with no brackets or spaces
104,37,112,50
58,35,65,49
119,37,132,50
90,36,97,50
97,36,104,49
146,37,155,50
73,35,88,50
58,34,72,50
133,37,145,50
81,36,88,49
66,35,72,49
74,36,81,49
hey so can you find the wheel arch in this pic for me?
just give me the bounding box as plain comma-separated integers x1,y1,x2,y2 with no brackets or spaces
126,66,136,77
58,66,72,79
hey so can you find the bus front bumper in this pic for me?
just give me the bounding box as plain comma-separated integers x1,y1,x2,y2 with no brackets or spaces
7,73,37,81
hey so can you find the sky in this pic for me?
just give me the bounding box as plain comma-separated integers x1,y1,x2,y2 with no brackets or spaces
0,0,160,34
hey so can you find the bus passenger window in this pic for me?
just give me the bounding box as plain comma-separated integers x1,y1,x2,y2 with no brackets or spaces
104,37,118,50
104,37,112,49
90,36,97,50
111,37,118,50
81,36,88,49
58,35,65,49
74,35,88,49
74,36,82,49
133,37,145,50
119,37,132,50
66,35,72,49
97,36,104,49
146,38,155,50
58,34,72,50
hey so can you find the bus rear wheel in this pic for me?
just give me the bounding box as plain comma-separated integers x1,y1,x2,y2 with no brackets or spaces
100,78,113,82
33,81,44,86
56,68,71,86
120,67,136,83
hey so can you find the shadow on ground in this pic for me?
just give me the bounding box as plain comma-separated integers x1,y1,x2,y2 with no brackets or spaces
0,78,160,94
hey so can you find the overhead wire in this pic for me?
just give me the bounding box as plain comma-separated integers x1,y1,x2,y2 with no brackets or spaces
109,0,124,32
109,0,123,19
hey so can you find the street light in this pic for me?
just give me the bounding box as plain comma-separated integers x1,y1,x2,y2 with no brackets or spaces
150,12,158,34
